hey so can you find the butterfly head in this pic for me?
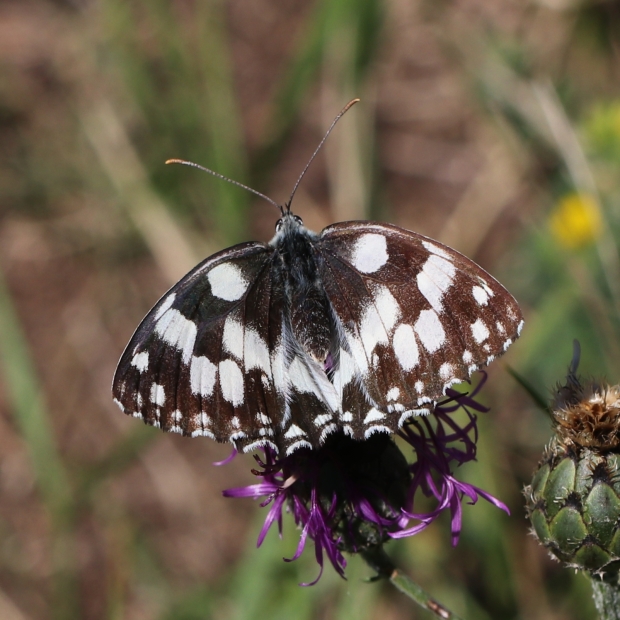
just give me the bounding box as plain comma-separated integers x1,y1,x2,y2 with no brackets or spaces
272,209,308,244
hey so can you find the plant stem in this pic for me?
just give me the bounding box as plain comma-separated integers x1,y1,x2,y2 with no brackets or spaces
591,578,620,620
362,547,466,620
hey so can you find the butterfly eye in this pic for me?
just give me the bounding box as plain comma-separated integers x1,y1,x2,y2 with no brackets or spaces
275,219,283,232
294,215,303,226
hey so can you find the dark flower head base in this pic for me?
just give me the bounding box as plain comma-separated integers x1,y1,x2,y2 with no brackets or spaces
223,373,508,584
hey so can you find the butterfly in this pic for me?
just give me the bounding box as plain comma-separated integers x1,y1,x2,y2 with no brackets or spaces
112,100,523,456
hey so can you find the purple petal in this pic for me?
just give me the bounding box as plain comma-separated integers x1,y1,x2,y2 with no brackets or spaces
213,448,238,466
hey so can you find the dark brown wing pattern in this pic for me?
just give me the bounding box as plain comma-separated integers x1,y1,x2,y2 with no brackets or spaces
315,221,523,440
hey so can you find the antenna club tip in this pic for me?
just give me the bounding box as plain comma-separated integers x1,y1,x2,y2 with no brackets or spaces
165,159,181,165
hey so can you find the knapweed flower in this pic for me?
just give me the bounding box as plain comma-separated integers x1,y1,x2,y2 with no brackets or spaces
223,373,509,584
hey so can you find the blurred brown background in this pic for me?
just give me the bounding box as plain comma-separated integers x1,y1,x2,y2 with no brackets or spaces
2,0,620,618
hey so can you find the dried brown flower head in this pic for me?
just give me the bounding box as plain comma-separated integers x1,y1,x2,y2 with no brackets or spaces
551,342,620,451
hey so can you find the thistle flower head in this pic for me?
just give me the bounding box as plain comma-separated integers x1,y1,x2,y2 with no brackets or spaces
525,342,620,578
551,341,620,451
223,373,509,584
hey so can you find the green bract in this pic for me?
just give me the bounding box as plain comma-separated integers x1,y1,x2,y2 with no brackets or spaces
526,442,620,576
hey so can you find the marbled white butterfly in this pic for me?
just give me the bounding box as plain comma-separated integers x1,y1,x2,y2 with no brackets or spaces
113,100,523,456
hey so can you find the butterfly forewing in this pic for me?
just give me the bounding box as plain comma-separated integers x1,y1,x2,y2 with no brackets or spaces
113,242,285,449
316,222,523,439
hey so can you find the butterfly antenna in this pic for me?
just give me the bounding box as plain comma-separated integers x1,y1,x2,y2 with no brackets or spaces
286,98,360,212
165,159,283,214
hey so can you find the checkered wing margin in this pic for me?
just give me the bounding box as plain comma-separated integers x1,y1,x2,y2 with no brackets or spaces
314,221,523,441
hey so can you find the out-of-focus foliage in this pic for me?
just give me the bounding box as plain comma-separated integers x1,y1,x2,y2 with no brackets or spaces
2,0,620,618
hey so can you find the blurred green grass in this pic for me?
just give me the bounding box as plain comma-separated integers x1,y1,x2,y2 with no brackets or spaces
3,0,620,618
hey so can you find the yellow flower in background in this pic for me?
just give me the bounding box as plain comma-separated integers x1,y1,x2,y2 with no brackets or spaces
549,192,602,250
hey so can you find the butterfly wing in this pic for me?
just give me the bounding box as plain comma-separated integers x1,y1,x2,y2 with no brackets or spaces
113,242,290,452
315,221,523,439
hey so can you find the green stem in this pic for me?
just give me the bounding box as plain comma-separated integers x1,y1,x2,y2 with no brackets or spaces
591,577,620,620
362,547,466,620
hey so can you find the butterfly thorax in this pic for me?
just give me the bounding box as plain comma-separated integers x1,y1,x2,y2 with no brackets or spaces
271,212,334,366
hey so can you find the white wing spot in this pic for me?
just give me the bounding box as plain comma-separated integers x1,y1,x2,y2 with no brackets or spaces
422,241,452,261
503,338,513,351
415,380,424,394
130,352,149,372
231,416,240,429
393,323,419,370
190,356,217,396
463,350,473,363
417,254,456,312
414,309,446,353
219,359,244,406
471,318,490,344
244,328,271,376
223,316,244,359
271,339,287,398
287,357,339,412
364,408,385,424
155,309,197,364
344,330,369,376
150,383,165,406
387,386,400,401
496,321,506,334
472,286,489,306
360,303,389,357
439,362,454,381
314,413,332,427
517,320,524,336
332,348,356,395
351,234,389,273
341,411,353,422
155,293,176,320
208,263,249,301
372,285,401,332
192,412,210,428
285,424,306,439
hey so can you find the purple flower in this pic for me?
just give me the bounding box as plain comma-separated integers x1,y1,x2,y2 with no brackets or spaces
222,373,508,584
